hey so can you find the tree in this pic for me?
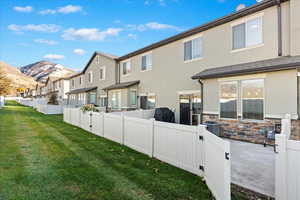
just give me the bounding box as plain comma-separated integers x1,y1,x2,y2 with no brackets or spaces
48,93,59,105
0,69,12,95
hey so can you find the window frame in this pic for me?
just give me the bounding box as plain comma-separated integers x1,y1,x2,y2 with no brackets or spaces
231,14,264,52
88,72,93,83
99,95,108,107
183,35,203,63
219,81,239,120
99,66,106,81
241,78,265,121
219,78,265,121
122,60,131,76
129,90,137,106
141,52,152,72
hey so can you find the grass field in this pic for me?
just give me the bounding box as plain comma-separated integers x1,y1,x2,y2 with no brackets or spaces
0,101,247,200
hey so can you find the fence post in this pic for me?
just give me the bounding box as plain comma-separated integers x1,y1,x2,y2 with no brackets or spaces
275,133,287,200
102,112,105,137
89,112,93,132
121,113,125,145
281,114,291,139
197,124,206,177
150,118,155,158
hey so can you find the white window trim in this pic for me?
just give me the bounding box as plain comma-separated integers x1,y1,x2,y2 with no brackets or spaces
141,52,152,72
99,66,106,81
231,14,264,52
240,78,265,122
111,90,122,110
121,59,131,76
129,90,137,107
219,81,239,120
88,72,93,83
218,78,266,122
183,36,204,63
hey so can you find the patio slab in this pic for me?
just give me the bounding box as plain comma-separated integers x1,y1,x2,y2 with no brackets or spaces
229,139,275,197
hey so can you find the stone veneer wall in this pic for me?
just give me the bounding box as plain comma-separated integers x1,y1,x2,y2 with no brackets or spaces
203,114,300,145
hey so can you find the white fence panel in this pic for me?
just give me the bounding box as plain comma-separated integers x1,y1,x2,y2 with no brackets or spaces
70,108,81,127
80,111,91,131
63,108,71,123
153,121,202,176
276,134,300,200
91,112,104,136
204,129,231,200
124,117,154,156
103,113,123,144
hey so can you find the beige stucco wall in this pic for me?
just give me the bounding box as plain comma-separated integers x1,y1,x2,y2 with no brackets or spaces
290,0,300,56
202,69,298,120
84,54,117,105
119,5,288,121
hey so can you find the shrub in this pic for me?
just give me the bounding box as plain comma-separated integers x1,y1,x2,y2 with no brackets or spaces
81,104,99,113
48,94,59,105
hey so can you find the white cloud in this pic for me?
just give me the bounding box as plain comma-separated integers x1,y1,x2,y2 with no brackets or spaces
39,9,56,15
34,39,58,45
8,24,60,33
39,5,82,15
58,5,82,14
13,6,33,13
127,22,182,32
128,33,137,39
62,27,123,41
43,54,65,60
73,49,86,55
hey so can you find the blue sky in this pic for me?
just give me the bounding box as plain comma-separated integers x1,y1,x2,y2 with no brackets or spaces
0,0,257,71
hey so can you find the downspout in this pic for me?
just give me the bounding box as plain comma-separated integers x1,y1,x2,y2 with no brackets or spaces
198,79,204,124
277,0,283,56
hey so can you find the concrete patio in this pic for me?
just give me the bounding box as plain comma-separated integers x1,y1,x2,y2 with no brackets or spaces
229,139,275,197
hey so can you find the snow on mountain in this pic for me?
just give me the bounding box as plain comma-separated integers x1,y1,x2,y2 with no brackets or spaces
20,61,75,83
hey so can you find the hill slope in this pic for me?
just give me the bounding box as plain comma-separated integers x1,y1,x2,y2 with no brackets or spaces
20,61,75,83
0,61,37,94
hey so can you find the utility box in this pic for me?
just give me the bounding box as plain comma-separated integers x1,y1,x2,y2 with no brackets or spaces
204,121,221,137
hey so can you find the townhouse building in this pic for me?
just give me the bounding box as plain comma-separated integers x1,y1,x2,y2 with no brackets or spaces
67,52,118,109
67,0,300,143
52,77,70,105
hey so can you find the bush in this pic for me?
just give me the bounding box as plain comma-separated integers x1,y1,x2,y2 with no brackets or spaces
48,94,59,105
81,104,99,113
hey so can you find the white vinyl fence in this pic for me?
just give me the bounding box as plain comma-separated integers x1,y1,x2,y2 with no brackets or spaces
0,96,4,108
36,104,63,114
276,115,300,200
63,108,231,200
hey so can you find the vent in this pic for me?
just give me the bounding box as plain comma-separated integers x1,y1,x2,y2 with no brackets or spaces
236,4,246,11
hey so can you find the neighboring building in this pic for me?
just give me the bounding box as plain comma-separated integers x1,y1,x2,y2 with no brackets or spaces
67,52,118,109
67,73,85,106
53,77,70,105
66,0,300,143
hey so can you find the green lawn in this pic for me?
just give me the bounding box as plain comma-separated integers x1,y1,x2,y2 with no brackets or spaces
0,101,247,200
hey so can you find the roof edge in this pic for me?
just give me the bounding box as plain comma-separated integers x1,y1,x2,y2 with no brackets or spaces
117,0,286,61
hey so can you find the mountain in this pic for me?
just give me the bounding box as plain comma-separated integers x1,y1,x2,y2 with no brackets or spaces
0,61,37,94
20,61,75,83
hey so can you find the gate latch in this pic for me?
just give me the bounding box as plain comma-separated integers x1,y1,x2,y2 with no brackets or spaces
225,152,230,160
199,165,205,172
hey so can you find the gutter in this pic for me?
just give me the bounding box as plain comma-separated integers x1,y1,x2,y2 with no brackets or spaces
277,0,283,56
198,80,204,124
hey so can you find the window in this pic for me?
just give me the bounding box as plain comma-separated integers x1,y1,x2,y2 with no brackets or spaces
88,72,93,83
79,77,82,85
242,79,264,120
184,37,203,61
122,61,131,75
96,55,100,64
129,90,137,106
220,82,238,119
59,81,61,88
71,80,75,87
141,53,152,71
100,96,108,107
111,91,121,110
219,79,264,121
89,92,97,105
232,16,262,50
100,67,106,80
140,95,156,109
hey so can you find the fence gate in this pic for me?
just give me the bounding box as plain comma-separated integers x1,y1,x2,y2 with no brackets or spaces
203,129,231,200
